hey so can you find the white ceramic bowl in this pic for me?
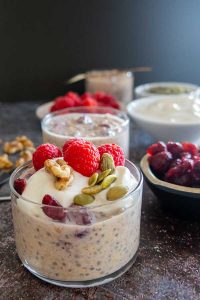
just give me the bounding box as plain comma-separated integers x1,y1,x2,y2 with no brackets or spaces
135,82,198,98
127,95,200,143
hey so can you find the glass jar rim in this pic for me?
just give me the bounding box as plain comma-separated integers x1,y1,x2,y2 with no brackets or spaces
41,106,129,140
86,69,133,78
9,159,143,210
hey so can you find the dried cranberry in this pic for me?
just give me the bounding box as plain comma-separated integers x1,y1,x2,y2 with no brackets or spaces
180,152,192,159
167,141,183,157
147,141,166,156
169,158,182,168
165,167,191,186
149,151,172,174
182,142,198,155
191,171,200,187
42,194,66,221
14,178,26,195
179,158,194,172
193,160,200,176
174,172,191,186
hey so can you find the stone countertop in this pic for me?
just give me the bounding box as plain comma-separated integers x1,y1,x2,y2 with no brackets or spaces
0,101,200,300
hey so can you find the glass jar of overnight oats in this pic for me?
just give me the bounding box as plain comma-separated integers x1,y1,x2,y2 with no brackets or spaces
41,107,130,157
10,160,143,288
85,70,134,104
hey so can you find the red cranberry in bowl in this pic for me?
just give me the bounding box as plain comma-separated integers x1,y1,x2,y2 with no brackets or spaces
165,166,191,187
193,160,200,177
167,141,183,157
191,171,200,187
179,157,194,173
147,141,166,156
182,142,198,155
169,158,182,169
148,151,172,174
180,152,192,159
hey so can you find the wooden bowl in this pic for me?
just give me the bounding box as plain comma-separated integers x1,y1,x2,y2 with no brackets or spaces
140,154,200,220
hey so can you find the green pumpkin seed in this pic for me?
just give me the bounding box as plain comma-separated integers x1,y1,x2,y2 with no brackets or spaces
100,153,115,173
97,169,112,183
101,174,117,189
88,172,98,186
82,185,102,195
106,185,129,201
74,194,95,206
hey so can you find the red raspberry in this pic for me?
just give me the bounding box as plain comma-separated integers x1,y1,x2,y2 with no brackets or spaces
33,144,62,171
64,140,100,177
93,92,120,109
62,138,84,155
81,96,98,107
42,194,66,221
147,141,166,156
182,142,198,155
98,144,125,166
65,91,82,106
81,92,92,100
50,96,76,112
14,178,26,195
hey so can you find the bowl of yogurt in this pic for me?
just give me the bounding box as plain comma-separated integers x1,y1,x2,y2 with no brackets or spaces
127,95,200,143
135,82,198,98
10,150,143,287
42,106,130,157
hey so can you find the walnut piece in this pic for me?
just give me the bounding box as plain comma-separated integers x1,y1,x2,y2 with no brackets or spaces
55,176,73,190
3,136,35,155
44,159,71,179
0,154,13,169
16,136,34,148
3,141,23,154
15,149,34,167
44,158,73,190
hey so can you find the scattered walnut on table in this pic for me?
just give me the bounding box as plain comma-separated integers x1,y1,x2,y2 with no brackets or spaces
0,154,13,169
15,149,35,167
3,141,24,154
16,136,34,148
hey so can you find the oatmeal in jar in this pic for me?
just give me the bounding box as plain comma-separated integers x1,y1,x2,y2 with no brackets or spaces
10,140,143,287
42,107,129,157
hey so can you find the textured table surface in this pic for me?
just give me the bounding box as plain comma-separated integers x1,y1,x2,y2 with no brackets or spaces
0,101,200,300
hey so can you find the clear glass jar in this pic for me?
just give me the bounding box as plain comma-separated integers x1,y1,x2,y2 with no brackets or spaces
10,160,143,287
41,106,130,157
85,70,134,104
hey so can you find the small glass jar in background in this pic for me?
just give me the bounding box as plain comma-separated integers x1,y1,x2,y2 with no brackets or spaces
85,70,134,104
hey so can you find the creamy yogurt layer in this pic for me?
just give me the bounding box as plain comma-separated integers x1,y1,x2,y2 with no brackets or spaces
134,97,200,124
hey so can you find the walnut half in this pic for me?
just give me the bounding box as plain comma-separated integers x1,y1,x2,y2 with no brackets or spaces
0,154,13,169
44,158,73,190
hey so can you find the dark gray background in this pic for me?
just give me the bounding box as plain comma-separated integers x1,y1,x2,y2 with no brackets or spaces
0,0,200,102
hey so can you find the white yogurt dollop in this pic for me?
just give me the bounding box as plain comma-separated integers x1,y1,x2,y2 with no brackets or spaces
135,97,200,124
21,165,137,216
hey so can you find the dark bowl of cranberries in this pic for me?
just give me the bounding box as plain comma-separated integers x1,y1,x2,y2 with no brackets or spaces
140,141,200,220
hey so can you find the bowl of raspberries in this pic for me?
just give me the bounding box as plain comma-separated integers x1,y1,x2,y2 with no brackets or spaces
140,140,200,219
50,91,121,112
36,91,121,120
